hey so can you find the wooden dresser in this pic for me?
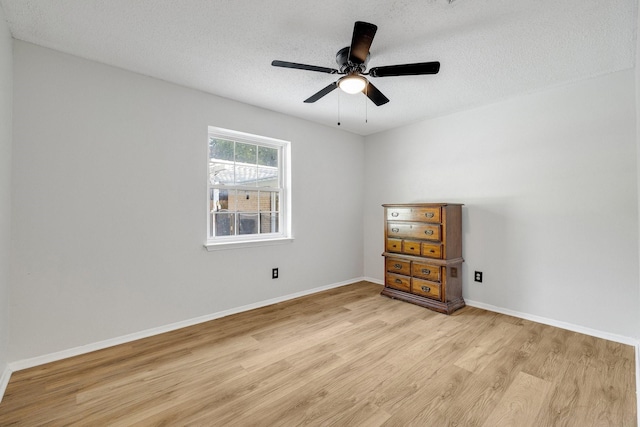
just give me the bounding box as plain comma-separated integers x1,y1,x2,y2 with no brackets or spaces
381,203,464,314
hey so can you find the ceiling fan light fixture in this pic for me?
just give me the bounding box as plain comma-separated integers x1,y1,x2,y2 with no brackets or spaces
338,75,367,94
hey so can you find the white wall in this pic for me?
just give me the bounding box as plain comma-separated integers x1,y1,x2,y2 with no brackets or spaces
364,70,639,338
9,41,365,362
0,4,12,372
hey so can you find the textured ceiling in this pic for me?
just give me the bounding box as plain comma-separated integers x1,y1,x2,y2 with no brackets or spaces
0,0,637,135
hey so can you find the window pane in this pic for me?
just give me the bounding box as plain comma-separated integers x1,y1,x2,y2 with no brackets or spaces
237,190,259,212
210,162,234,185
235,163,257,186
209,138,234,161
214,212,236,236
235,142,257,164
257,167,278,188
258,146,278,167
212,188,237,211
221,189,236,211
259,191,279,212
238,212,259,235
260,213,279,234
210,188,219,212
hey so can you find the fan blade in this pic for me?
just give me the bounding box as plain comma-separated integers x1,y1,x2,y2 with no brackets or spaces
304,82,339,103
364,81,389,106
348,21,377,64
369,61,440,77
272,60,338,74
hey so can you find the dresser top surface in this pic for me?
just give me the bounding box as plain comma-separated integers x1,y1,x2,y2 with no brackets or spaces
382,203,464,207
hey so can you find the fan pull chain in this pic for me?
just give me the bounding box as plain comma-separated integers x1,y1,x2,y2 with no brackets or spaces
337,91,341,126
365,83,368,123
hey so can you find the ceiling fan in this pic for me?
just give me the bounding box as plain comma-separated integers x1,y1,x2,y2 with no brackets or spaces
271,21,440,106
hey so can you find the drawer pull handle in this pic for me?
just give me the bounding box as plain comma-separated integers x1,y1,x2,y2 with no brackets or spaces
421,268,431,274
424,230,434,235
429,249,435,253
394,263,402,269
421,286,431,292
391,228,399,233
425,212,434,218
395,279,403,284
391,212,399,217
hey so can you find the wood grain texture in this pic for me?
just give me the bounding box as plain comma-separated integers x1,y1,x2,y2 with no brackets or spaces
0,281,635,426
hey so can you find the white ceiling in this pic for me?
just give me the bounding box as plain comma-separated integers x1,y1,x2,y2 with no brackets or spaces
0,0,636,135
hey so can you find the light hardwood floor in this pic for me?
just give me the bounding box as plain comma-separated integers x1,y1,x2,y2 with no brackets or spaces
0,281,636,426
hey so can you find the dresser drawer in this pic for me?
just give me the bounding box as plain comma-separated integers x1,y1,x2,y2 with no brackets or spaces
386,272,411,292
402,240,421,255
386,258,410,276
422,243,442,259
387,207,441,223
412,262,441,282
412,278,442,300
387,223,441,241
386,238,402,253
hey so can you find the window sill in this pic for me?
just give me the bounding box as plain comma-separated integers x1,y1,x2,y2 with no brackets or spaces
204,237,294,251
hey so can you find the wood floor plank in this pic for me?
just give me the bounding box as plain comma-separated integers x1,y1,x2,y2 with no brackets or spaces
434,345,530,426
453,320,522,373
162,326,388,424
0,281,635,426
521,324,572,383
534,358,637,427
239,320,354,371
481,371,553,427
228,332,422,426
381,364,473,426
506,319,544,355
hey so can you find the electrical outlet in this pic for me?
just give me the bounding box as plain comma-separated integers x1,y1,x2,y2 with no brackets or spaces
474,271,483,283
272,268,279,279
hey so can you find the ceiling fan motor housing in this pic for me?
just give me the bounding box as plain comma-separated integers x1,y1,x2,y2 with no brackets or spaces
336,46,368,74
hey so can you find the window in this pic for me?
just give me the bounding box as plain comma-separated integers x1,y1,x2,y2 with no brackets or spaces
206,127,291,249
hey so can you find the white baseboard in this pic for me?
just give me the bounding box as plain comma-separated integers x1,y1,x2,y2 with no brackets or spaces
8,277,366,373
363,276,383,285
0,362,11,403
465,299,637,346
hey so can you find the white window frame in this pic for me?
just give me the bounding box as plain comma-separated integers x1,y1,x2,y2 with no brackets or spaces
205,126,292,250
